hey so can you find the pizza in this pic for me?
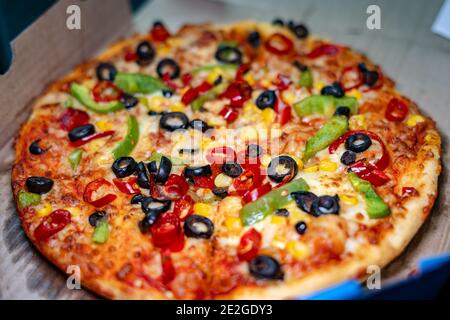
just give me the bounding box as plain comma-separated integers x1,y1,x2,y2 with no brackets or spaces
11,20,441,299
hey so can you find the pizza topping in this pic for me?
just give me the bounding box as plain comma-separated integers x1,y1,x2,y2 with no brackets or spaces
289,23,309,39
68,124,95,142
150,21,170,42
88,211,106,227
291,191,317,214
256,90,277,110
242,182,272,204
189,119,211,133
385,98,409,122
321,82,345,98
156,58,181,80
92,218,109,244
212,187,228,198
249,255,284,280
112,156,137,178
183,214,214,239
184,165,213,181
264,33,293,55
267,156,298,183
222,80,253,108
339,65,364,91
58,107,90,131
247,31,260,48
159,112,189,132
298,67,313,88
306,43,340,59
17,190,41,209
293,95,358,118
136,40,156,66
173,195,194,220
215,45,242,65
274,208,289,216
358,63,380,87
222,162,243,178
219,105,239,123
29,139,48,155
136,161,151,189
141,197,172,216
237,228,262,261
311,195,340,216
26,176,54,195
295,221,308,235
83,178,117,208
112,115,139,159
92,81,122,103
96,62,117,82
206,146,236,164
345,133,372,153
334,106,351,118
232,165,263,196
120,93,139,109
348,172,390,219
71,83,124,114
191,82,227,111
154,156,172,184
67,149,82,170
348,160,390,187
340,150,356,165
113,177,140,194
114,72,167,94
157,174,190,200
150,212,182,249
34,209,71,242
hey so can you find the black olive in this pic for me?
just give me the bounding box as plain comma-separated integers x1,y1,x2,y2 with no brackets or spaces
345,133,372,153
190,119,211,133
293,60,308,72
136,41,155,66
287,20,296,30
215,46,242,64
247,31,260,48
274,208,289,217
147,161,157,174
178,148,199,155
267,156,298,183
120,93,139,109
159,112,189,132
334,106,351,118
213,75,223,86
139,209,162,232
249,255,284,280
340,150,357,165
26,176,54,195
156,58,180,79
153,20,164,28
183,215,214,239
247,144,263,159
222,162,243,178
295,221,307,235
112,157,137,178
96,62,117,81
272,18,284,26
184,165,212,179
358,63,368,72
68,124,95,142
321,82,345,98
148,110,166,116
131,194,145,205
291,191,318,214
136,161,150,189
88,211,106,227
363,70,379,87
212,187,228,198
141,197,171,215
155,156,172,184
290,23,309,39
162,89,173,97
312,195,340,216
256,90,277,110
29,139,48,155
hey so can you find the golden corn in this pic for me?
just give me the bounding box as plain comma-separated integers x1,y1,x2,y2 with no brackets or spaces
170,101,185,112
407,115,425,127
260,78,272,88
214,173,233,188
95,120,113,131
244,73,256,86
319,159,338,172
261,108,276,126
87,139,105,153
225,216,241,230
287,240,310,259
271,215,287,225
206,67,224,84
282,91,296,105
349,114,367,130
66,207,81,218
37,203,52,218
303,165,319,173
313,81,325,93
193,203,213,217
150,96,167,112
340,194,359,205
346,89,363,100
271,234,287,249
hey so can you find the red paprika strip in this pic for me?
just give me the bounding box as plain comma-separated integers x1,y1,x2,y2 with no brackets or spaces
307,44,340,59
348,160,390,187
173,195,194,221
59,108,90,131
242,182,272,204
160,254,176,285
219,105,239,123
34,209,71,242
265,33,293,55
340,65,364,91
150,212,182,248
233,165,263,196
237,228,262,261
222,80,252,108
151,24,170,42
92,81,122,103
193,176,215,189
274,92,292,125
385,98,409,122
83,178,117,207
113,177,140,194
71,130,115,147
402,187,418,197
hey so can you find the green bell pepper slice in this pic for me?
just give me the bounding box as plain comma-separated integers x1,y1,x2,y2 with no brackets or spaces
348,172,390,219
17,191,41,209
191,63,238,76
299,69,313,88
302,115,349,162
112,115,139,160
240,178,310,226
71,83,124,114
92,218,109,244
293,95,358,118
68,149,82,170
114,72,167,94
191,82,228,111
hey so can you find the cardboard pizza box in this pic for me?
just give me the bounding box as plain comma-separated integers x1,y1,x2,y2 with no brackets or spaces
0,0,449,299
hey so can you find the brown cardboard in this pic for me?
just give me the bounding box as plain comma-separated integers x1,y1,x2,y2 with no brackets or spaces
0,0,449,299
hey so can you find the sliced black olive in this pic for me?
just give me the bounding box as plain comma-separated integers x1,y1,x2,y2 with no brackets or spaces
363,70,379,87
312,195,340,216
162,89,173,98
190,119,211,133
155,156,172,184
136,41,155,66
249,255,284,280
178,148,199,155
334,106,351,118
68,124,95,142
184,165,212,179
290,23,309,39
215,46,242,64
267,156,298,183
274,208,289,217
112,157,137,178
247,144,263,159
88,211,106,227
256,90,277,110
247,31,260,48
345,133,372,153
340,150,356,165
222,162,243,178
26,176,54,195
183,215,214,239
153,20,164,28
29,139,48,155
148,110,166,116
120,93,139,109
272,18,284,26
321,82,344,98
293,60,308,72
358,63,368,72
130,194,145,205
139,209,162,232
213,75,223,86
212,187,228,198
96,62,117,81
147,160,157,174
136,161,150,189
291,191,318,214
141,197,171,215
156,58,180,79
159,112,189,132
295,221,308,235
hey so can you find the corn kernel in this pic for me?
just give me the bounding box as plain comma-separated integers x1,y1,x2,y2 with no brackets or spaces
303,165,319,173
206,67,224,84
37,203,52,218
157,45,170,55
87,139,105,153
407,115,425,127
282,91,296,105
95,120,113,131
313,81,325,93
290,156,304,170
271,215,287,225
215,173,233,188
150,96,167,112
346,89,363,100
139,96,149,108
341,194,359,205
260,78,271,88
170,101,185,112
349,114,367,130
425,133,440,145
193,203,213,217
261,154,272,167
225,216,242,230
319,159,338,172
244,73,256,86
272,234,287,249
287,240,310,259
66,207,81,218
261,108,276,126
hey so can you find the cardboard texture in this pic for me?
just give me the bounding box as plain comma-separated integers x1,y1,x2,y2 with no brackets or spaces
0,0,449,299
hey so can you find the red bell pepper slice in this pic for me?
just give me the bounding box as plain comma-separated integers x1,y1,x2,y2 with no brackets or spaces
160,254,176,285
242,182,272,203
233,165,263,196
113,177,140,195
59,108,90,131
70,130,115,147
124,49,137,62
173,195,194,221
222,80,253,108
307,44,340,59
348,160,390,186
150,212,182,248
402,187,418,197
273,74,292,91
265,33,293,55
150,24,170,42
235,63,251,81
340,65,364,91
164,174,189,199
181,87,199,105
274,93,292,125
181,73,193,86
206,146,237,164
385,98,409,122
328,130,389,170
92,81,122,103
219,105,239,123
193,176,215,189
237,228,262,261
83,178,117,207
162,73,179,91
34,209,71,242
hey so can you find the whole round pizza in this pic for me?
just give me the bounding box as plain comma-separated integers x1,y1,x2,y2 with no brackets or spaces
11,20,441,299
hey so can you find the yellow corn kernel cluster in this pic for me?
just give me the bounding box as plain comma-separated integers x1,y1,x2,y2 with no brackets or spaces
95,120,113,131
285,202,311,224
193,203,213,217
86,139,105,153
340,194,359,205
225,216,242,231
271,234,287,250
271,215,287,225
346,89,363,100
349,114,367,130
425,133,440,145
66,207,81,218
206,67,225,84
37,203,52,218
214,173,233,188
313,81,325,92
303,165,319,173
96,153,112,166
170,101,185,112
287,240,310,259
406,115,425,127
157,45,171,55
282,91,296,105
260,78,272,88
261,108,276,126
244,73,256,86
150,96,167,112
319,159,338,172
